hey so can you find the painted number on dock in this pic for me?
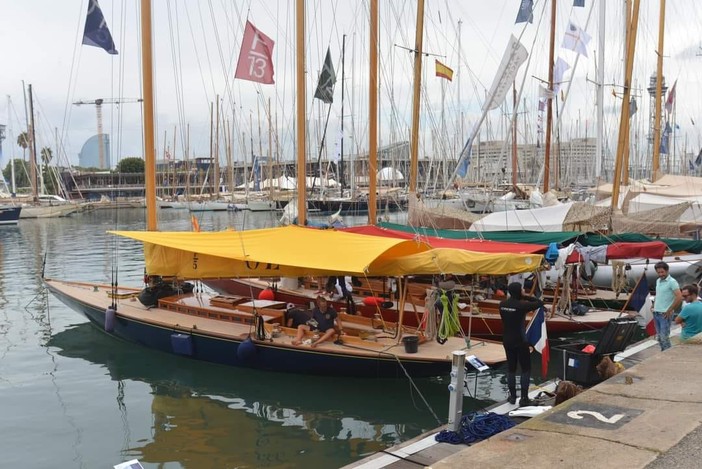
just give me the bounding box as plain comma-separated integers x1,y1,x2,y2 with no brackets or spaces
567,410,624,424
546,403,643,430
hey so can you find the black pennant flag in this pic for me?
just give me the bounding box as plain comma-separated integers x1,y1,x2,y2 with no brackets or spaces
314,48,336,104
82,0,118,55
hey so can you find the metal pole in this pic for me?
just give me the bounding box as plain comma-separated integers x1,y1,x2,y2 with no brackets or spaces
448,351,466,432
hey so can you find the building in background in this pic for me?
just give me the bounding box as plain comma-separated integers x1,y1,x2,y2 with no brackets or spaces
78,134,111,169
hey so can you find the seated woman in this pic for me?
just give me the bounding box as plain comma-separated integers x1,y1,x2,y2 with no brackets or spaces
292,296,343,347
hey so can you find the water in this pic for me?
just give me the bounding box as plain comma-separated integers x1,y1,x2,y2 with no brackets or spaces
1,208,565,468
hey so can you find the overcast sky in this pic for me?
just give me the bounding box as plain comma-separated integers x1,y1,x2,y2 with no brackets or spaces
1,0,702,171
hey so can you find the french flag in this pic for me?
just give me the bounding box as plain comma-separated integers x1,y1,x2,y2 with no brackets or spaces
526,307,549,378
628,273,655,336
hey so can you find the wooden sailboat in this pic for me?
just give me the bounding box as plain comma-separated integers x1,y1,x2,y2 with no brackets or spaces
44,0,510,378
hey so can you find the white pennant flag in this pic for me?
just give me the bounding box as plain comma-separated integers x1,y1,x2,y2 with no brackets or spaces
552,57,571,95
483,35,528,111
561,22,591,57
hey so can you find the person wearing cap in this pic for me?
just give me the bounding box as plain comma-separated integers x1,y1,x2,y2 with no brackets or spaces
292,295,344,347
499,282,544,407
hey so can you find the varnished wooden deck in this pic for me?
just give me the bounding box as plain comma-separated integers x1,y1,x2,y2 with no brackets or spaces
45,279,507,365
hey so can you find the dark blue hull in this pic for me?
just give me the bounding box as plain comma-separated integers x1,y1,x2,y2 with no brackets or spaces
48,284,450,378
0,206,21,225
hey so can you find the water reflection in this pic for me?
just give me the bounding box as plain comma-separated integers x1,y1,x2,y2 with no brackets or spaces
49,323,452,467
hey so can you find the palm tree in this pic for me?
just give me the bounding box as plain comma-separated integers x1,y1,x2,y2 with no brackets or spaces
16,131,29,153
40,147,53,165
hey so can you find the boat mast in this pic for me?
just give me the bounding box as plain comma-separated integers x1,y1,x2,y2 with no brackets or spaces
651,0,666,182
27,84,38,203
611,0,641,207
340,34,346,190
141,0,157,231
543,0,556,194
296,0,307,226
368,0,378,224
408,0,424,195
512,82,518,186
595,0,605,181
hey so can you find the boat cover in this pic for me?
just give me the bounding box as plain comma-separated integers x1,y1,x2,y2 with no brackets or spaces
368,248,543,276
565,241,668,263
111,225,431,278
341,225,546,254
111,225,542,278
378,221,580,245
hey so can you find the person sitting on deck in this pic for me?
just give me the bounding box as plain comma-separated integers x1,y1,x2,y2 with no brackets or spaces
676,284,702,342
292,296,344,347
285,304,311,328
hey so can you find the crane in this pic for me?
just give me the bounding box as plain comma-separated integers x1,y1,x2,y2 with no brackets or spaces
73,98,143,169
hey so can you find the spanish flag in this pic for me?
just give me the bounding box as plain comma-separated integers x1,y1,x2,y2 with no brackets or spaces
435,60,453,81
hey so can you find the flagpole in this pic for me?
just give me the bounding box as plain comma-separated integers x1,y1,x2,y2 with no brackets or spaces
618,271,645,317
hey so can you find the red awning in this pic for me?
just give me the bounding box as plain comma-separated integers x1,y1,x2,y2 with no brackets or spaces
340,225,546,254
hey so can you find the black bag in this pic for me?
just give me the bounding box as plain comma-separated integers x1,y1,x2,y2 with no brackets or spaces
571,302,589,316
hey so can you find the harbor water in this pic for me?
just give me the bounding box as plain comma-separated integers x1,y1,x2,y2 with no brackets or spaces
1,208,575,468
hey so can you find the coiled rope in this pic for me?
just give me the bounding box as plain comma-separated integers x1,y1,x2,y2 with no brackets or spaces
435,411,516,445
437,290,461,342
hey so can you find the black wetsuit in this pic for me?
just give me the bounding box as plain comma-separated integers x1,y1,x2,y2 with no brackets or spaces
499,294,544,402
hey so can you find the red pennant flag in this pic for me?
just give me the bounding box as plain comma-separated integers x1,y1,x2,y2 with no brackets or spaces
235,21,275,84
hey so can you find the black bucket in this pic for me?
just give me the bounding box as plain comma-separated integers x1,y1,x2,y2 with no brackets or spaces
402,335,419,353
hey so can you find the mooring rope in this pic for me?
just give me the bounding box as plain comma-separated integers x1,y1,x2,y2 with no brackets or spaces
435,411,516,445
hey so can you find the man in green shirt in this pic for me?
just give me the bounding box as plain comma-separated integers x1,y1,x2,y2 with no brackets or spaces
653,261,682,351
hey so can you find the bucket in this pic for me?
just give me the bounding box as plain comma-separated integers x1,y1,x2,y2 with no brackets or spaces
402,335,419,353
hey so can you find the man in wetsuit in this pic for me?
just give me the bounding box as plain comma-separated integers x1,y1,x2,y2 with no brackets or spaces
499,282,544,406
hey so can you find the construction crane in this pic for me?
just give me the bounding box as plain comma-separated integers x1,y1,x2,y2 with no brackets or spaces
73,98,143,169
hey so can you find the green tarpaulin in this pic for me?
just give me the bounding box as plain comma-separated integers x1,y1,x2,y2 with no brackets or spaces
378,222,581,245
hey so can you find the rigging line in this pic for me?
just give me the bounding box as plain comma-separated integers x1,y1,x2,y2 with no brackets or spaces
196,0,218,103
166,0,188,155
60,0,87,167
207,0,238,128
183,3,214,113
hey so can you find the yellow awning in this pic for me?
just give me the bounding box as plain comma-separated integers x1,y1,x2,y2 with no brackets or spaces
368,248,542,276
110,225,431,278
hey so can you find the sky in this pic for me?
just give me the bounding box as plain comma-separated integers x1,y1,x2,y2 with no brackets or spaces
2,0,702,175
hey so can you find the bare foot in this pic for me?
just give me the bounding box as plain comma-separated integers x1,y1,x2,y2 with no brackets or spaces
310,342,319,348
292,339,302,346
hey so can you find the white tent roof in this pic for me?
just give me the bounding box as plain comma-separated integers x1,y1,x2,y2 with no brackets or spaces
377,167,404,181
469,202,574,232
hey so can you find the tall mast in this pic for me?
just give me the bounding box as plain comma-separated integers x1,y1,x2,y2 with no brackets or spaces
28,84,38,202
596,0,605,180
296,0,307,225
141,0,157,230
214,96,220,198
408,0,424,194
512,82,518,186
543,0,557,193
368,0,379,224
651,0,666,181
340,34,346,189
611,0,641,207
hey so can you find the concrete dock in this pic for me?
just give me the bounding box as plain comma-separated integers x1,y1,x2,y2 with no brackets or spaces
346,334,702,469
